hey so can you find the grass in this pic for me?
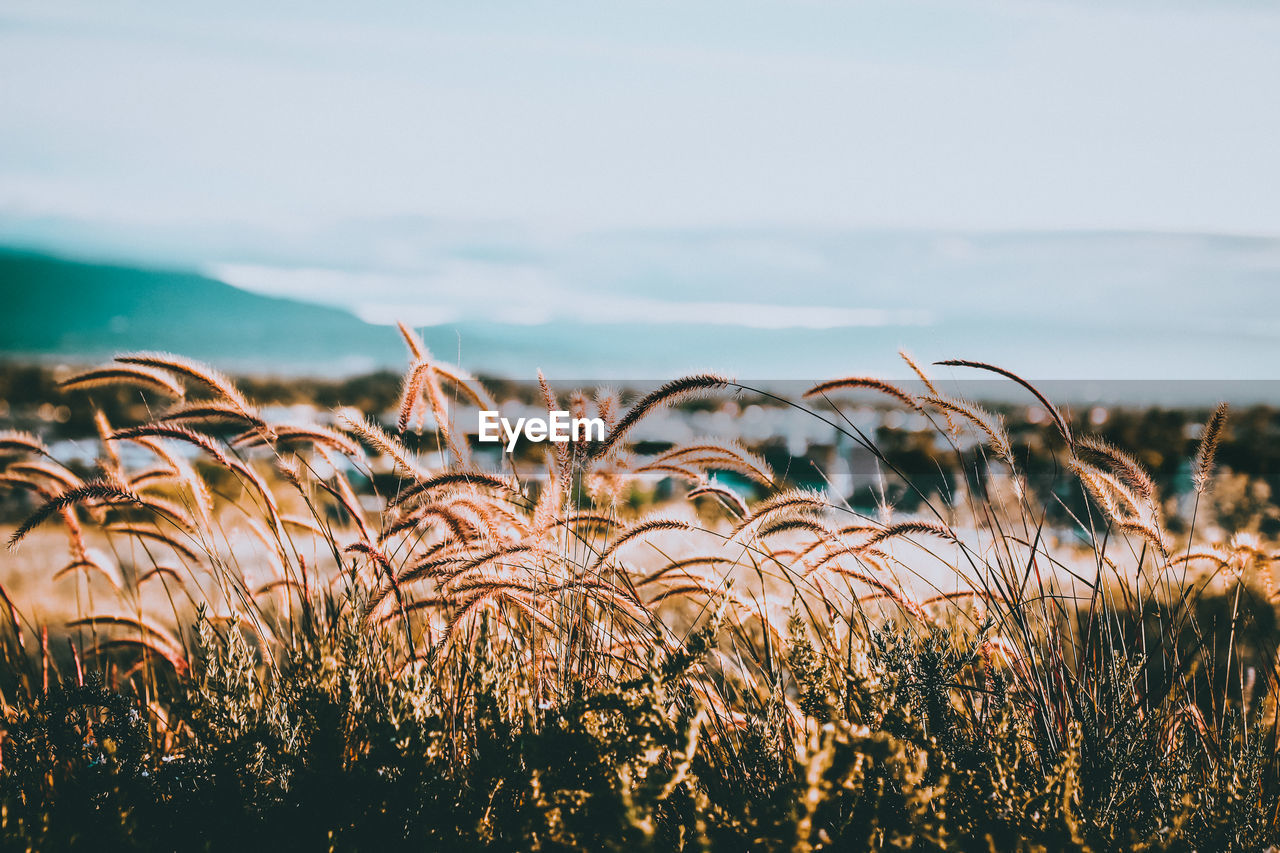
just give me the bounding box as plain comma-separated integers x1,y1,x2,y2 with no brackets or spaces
1,329,1278,851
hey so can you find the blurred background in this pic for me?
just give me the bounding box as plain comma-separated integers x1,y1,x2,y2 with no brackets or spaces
1,1,1278,384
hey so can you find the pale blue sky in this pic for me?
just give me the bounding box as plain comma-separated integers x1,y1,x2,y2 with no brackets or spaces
2,0,1279,237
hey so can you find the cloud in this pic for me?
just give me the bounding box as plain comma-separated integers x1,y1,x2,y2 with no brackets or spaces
208,262,933,329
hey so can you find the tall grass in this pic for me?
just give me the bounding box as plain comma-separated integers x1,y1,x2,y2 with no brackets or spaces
1,333,1277,851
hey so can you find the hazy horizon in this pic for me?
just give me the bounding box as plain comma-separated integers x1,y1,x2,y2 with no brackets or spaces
3,2,1279,386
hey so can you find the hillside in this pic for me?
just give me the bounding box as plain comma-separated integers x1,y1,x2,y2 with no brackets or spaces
0,250,404,372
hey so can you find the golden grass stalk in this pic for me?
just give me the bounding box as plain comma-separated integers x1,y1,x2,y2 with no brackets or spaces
0,429,51,458
649,439,774,486
398,358,468,464
804,377,917,409
921,395,1014,463
730,489,828,539
115,352,255,420
59,365,186,398
158,401,265,428
854,520,959,552
388,470,520,509
7,460,84,493
8,480,143,548
686,481,749,518
338,409,424,478
594,374,733,458
936,358,1072,446
591,517,697,570
1193,402,1228,493
235,423,364,458
103,524,204,563
1076,435,1156,504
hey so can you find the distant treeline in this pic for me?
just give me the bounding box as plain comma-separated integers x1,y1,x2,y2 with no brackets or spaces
3,363,1279,532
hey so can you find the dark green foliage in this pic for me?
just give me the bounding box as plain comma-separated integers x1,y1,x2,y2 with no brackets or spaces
5,607,1276,851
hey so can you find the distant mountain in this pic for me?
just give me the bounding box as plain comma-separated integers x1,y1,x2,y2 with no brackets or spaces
0,250,407,373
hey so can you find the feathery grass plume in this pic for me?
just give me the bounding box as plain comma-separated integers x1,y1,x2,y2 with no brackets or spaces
388,469,520,509
531,460,563,534
806,558,924,619
8,480,143,548
897,349,961,444
53,559,123,591
548,511,623,533
634,461,704,482
129,495,200,533
115,352,255,418
1072,460,1162,529
59,364,187,398
364,557,456,617
439,544,540,583
1071,460,1124,520
111,424,238,470
0,429,51,458
396,320,427,360
594,374,732,459
8,460,84,493
936,358,1073,446
1071,460,1167,558
1077,435,1156,504
401,378,428,434
649,439,774,486
1167,547,1233,571
591,516,697,570
129,436,213,519
638,555,732,587
1117,518,1170,557
899,349,941,396
538,371,569,476
922,395,1014,463
128,465,179,490
686,481,749,518
444,573,541,599
595,388,620,431
804,376,918,410
730,489,828,539
345,542,407,612
113,423,282,529
385,503,482,545
398,358,468,463
94,409,125,480
437,494,504,540
325,466,376,545
137,566,185,587
103,524,204,563
68,615,186,658
1193,402,1228,493
432,360,497,410
569,390,589,421
236,423,364,458
756,516,832,541
854,520,958,552
338,409,424,477
157,400,265,428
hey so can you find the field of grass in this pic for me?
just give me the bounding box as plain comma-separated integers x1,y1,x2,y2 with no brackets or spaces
2,325,1279,851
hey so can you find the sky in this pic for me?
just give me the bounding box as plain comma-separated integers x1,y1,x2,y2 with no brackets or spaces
3,1,1280,386
2,0,1280,237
